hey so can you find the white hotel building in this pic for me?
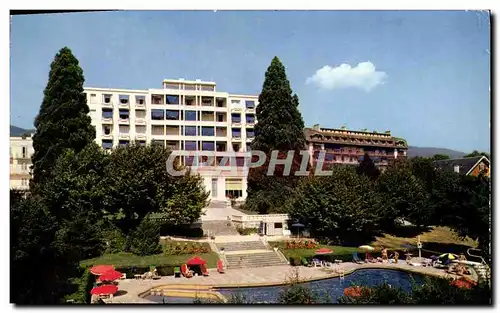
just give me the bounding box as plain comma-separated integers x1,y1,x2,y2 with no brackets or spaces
85,78,258,201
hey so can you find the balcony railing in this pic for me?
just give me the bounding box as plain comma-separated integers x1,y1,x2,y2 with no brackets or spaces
119,133,130,139
101,117,113,124
118,118,130,124
102,101,113,107
135,118,146,124
135,133,146,140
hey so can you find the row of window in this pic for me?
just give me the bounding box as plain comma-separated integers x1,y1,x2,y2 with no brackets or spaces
94,93,256,108
102,108,256,123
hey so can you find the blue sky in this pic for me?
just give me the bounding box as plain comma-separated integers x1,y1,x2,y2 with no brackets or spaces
10,11,490,153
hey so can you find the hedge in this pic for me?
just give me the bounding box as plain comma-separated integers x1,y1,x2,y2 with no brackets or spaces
62,267,95,304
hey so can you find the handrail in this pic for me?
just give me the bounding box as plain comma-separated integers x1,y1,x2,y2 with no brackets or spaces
467,248,488,265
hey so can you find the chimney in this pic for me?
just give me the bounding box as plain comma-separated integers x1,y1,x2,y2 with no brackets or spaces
454,165,460,173
312,124,321,131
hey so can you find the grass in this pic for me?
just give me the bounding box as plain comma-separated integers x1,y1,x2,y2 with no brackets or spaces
81,240,219,268
373,226,477,254
275,241,360,260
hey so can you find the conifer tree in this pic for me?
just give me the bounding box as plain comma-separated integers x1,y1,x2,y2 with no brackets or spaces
31,47,95,188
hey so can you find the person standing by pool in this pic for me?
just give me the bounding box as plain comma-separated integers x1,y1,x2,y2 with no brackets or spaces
381,247,388,261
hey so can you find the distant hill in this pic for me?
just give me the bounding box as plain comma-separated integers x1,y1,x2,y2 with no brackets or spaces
10,125,35,137
407,146,466,159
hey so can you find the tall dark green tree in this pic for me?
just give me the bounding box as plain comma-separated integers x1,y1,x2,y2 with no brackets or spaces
464,150,490,160
31,47,95,189
247,57,307,213
356,153,380,180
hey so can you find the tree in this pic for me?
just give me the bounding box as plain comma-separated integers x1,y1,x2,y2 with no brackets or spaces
431,154,450,161
39,143,109,260
464,150,490,160
247,57,308,213
287,165,383,245
31,47,96,189
356,153,380,180
128,216,162,256
377,162,432,230
11,195,78,304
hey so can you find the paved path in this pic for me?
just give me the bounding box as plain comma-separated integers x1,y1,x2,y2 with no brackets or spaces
201,202,247,221
105,262,460,304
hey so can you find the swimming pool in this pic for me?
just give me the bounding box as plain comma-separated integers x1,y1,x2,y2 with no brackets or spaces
145,268,424,304
217,269,424,303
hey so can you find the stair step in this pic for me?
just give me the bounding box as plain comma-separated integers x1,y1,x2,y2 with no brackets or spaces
225,252,287,268
216,241,268,252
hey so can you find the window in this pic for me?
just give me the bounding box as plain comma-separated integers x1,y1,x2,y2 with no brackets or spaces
22,163,27,171
231,113,241,123
22,147,27,158
201,85,215,91
138,140,146,146
119,109,129,119
245,100,255,109
185,141,197,151
232,128,241,137
103,94,112,104
151,109,165,120
202,127,214,136
185,126,197,136
184,110,196,121
185,97,195,106
185,156,196,166
103,126,111,135
119,95,129,104
236,157,245,167
202,142,215,151
325,153,334,161
246,115,255,124
225,178,243,198
274,223,283,229
211,178,218,198
217,114,225,122
232,143,240,152
246,128,255,138
165,110,179,120
119,140,129,147
136,95,145,104
185,84,196,91
216,99,226,107
102,108,113,118
102,140,113,149
152,140,164,146
231,100,240,104
89,93,97,104
166,95,179,104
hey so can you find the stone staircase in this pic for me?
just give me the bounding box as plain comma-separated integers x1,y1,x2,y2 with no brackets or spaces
202,220,239,236
225,252,286,269
215,241,267,252
215,240,288,269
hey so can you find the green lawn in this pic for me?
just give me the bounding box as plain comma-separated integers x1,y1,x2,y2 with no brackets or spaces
81,240,219,269
275,241,360,259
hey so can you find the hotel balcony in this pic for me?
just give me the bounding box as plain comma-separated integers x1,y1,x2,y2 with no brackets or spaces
118,118,130,125
232,136,242,142
231,107,242,113
102,133,113,140
135,133,147,140
135,118,146,125
119,133,130,140
102,101,113,108
135,96,146,108
118,99,130,109
101,117,113,124
232,120,241,126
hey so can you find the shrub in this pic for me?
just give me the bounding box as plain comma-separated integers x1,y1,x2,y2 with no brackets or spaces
101,226,127,254
236,227,259,235
128,218,162,256
62,268,94,304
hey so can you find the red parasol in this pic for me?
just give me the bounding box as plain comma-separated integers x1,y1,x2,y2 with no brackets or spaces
187,256,207,266
90,284,118,295
97,270,123,282
315,248,333,255
90,265,115,275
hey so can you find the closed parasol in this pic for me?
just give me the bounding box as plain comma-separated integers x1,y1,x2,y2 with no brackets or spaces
358,245,375,251
90,285,118,296
90,265,115,275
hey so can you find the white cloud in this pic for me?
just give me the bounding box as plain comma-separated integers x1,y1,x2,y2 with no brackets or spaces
306,62,387,92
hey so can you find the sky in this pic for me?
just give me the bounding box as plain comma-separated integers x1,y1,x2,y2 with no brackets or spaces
10,10,491,153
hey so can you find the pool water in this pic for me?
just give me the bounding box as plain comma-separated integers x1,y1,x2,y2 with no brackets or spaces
217,269,424,303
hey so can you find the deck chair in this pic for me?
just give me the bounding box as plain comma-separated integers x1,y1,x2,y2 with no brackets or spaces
174,267,181,278
200,264,210,276
181,264,193,278
301,257,310,267
353,252,363,264
217,259,225,274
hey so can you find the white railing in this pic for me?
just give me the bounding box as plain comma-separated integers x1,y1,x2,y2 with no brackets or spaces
231,214,289,222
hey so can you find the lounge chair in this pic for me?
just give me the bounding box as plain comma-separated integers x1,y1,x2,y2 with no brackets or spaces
174,267,181,278
312,258,322,267
364,252,377,263
301,257,310,267
200,264,210,276
217,259,225,274
353,252,363,264
181,264,193,278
